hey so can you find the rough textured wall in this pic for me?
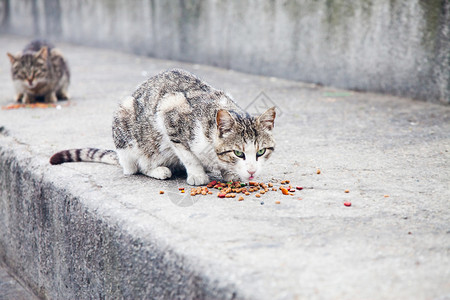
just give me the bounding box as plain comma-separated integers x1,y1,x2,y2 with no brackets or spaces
0,0,448,103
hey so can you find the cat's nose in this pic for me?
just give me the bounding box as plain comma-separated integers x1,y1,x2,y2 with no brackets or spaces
247,170,255,175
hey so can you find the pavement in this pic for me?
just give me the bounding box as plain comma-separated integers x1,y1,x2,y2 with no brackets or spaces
0,35,449,299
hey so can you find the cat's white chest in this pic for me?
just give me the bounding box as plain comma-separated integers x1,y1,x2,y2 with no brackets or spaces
191,121,218,171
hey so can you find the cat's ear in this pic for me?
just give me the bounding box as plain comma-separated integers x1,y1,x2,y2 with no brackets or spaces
35,47,49,60
7,53,16,64
258,107,276,131
216,109,235,137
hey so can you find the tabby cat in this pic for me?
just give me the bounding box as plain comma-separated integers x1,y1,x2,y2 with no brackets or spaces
50,69,276,185
7,40,70,103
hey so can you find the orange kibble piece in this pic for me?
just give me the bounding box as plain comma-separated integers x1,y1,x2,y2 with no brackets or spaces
159,190,164,194
208,191,213,195
272,187,277,191
260,190,265,194
268,182,274,187
255,193,261,198
384,195,390,198
238,196,244,201
317,169,321,174
245,192,250,196
285,180,290,184
275,201,281,204
281,187,289,195
201,191,207,195
345,189,350,193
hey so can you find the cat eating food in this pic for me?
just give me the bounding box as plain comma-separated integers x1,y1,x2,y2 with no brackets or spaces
7,39,70,104
50,69,276,185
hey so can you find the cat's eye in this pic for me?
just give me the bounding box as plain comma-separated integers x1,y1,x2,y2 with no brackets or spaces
256,148,266,157
233,150,245,159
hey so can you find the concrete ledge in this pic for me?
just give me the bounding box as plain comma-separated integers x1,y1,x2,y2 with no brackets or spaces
0,132,239,299
1,36,450,299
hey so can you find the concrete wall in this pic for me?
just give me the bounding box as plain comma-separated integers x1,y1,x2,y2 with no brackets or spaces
0,0,448,103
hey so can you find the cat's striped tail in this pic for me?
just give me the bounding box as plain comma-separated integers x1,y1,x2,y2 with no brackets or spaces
49,148,118,165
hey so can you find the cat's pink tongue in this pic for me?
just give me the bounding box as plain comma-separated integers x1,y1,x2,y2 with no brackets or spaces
249,176,254,180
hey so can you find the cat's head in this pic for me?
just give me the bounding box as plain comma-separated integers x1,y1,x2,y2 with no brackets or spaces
7,47,50,90
215,107,276,182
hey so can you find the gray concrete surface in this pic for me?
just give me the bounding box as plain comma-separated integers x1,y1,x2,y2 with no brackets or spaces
0,0,448,104
0,265,37,300
0,35,449,299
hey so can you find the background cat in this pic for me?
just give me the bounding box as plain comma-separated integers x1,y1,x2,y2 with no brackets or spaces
7,39,70,104
50,69,276,185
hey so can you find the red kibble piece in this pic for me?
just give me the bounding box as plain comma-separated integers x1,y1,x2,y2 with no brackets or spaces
296,186,303,190
344,202,351,207
218,193,226,198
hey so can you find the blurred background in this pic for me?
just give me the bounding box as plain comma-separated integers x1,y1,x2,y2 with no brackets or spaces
0,0,448,104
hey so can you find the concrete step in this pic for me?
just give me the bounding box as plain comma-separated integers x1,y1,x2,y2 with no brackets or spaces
0,265,37,300
0,35,449,299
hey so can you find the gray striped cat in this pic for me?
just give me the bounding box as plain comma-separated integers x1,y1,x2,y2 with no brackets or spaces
7,40,70,104
50,69,276,185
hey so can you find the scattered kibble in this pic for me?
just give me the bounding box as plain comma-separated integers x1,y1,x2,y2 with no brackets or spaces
344,202,351,207
344,189,350,193
316,169,321,174
384,195,390,198
164,180,311,204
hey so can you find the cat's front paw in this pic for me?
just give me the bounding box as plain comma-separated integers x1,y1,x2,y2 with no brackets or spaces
221,171,240,183
187,172,209,186
147,166,172,180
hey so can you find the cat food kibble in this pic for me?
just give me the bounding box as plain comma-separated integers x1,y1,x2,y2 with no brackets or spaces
167,179,312,203
344,202,351,207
